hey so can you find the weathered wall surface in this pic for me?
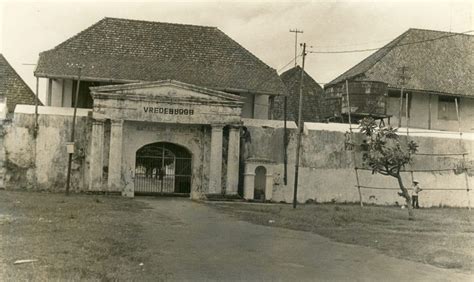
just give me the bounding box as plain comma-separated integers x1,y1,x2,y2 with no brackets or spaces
5,105,473,207
5,108,212,196
244,120,474,207
121,121,211,198
4,106,91,191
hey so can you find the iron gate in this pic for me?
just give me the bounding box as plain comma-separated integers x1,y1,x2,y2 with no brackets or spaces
135,142,192,195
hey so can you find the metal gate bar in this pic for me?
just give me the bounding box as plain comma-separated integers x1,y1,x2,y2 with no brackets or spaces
135,143,191,195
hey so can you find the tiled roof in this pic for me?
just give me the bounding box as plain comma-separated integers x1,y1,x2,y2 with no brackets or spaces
0,54,41,112
35,17,287,96
272,66,324,122
328,29,474,97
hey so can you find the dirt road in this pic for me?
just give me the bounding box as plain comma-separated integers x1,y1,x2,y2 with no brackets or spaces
138,198,471,281
1,191,471,281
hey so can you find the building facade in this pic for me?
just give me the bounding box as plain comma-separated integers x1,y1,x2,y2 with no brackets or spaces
34,17,287,119
2,21,473,207
326,28,474,132
13,17,288,197
84,80,243,197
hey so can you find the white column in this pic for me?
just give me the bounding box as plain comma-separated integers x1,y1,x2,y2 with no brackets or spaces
265,173,273,200
89,118,105,191
209,124,223,194
46,79,52,106
107,119,124,191
226,126,240,195
243,171,255,200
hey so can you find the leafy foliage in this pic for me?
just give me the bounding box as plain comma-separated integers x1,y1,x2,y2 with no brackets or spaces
359,118,418,177
359,117,419,219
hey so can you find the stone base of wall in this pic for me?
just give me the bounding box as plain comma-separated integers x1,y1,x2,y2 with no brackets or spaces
270,167,473,208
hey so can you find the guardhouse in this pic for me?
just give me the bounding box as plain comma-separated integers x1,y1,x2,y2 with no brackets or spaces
27,17,287,197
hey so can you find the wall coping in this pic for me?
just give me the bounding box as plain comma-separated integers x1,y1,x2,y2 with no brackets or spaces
242,118,297,129
304,122,474,140
15,105,91,117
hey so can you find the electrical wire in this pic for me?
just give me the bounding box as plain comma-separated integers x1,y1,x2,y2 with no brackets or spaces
311,37,395,49
252,29,474,95
277,55,302,73
307,30,474,54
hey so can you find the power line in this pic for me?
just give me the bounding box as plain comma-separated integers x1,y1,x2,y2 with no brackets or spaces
266,30,473,89
311,37,394,49
277,55,301,73
231,29,473,105
307,30,474,54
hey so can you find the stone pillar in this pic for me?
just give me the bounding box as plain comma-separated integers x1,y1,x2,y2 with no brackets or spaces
265,173,273,200
107,119,124,191
226,126,240,195
209,124,223,194
122,168,134,198
243,170,255,200
89,118,105,191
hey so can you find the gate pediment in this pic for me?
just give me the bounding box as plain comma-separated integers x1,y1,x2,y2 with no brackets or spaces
91,80,243,124
91,80,242,104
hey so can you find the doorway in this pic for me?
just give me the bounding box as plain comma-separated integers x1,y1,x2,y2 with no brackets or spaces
135,142,192,195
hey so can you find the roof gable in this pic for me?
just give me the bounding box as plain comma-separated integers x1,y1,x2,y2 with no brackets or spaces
280,66,323,95
0,54,41,112
328,29,474,97
35,17,287,96
272,66,324,122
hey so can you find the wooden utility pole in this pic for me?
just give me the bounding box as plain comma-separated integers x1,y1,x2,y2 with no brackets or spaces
66,66,83,195
293,43,306,209
406,92,410,137
34,76,39,190
285,28,303,186
34,77,39,136
289,29,304,67
345,80,352,131
283,96,288,185
397,66,410,127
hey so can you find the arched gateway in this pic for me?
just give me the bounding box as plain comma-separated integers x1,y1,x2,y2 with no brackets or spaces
88,80,243,198
135,142,192,195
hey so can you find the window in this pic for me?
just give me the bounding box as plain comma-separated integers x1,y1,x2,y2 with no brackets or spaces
438,96,458,121
386,90,411,118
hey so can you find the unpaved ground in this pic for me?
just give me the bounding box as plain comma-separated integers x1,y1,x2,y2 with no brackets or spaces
0,191,472,281
0,191,155,281
210,201,474,272
137,198,472,281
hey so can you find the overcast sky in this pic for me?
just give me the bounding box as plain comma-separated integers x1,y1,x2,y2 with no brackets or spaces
0,0,472,101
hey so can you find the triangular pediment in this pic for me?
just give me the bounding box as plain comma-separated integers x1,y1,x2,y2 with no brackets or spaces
91,80,242,104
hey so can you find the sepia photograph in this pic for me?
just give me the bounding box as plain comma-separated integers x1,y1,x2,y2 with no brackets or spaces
0,0,472,280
